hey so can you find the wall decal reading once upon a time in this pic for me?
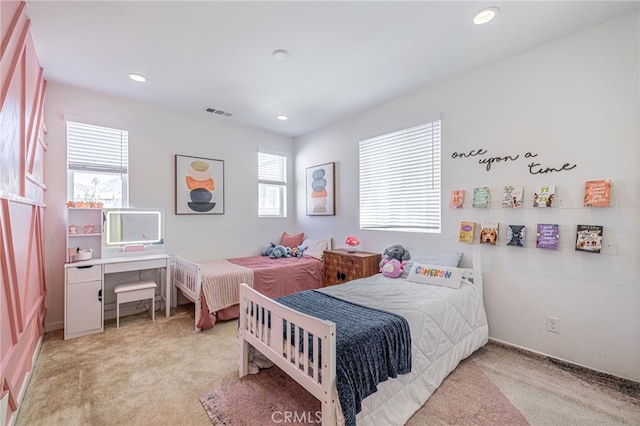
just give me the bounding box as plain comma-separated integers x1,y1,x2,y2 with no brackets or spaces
451,149,577,174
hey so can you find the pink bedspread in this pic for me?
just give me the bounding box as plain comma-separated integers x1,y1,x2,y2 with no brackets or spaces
228,255,323,298
197,255,323,329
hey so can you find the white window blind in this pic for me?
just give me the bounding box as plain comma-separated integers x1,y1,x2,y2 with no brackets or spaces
359,120,441,232
258,151,287,217
66,120,129,207
67,121,129,173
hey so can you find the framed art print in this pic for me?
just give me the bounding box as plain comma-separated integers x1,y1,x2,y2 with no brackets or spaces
306,162,335,216
175,154,224,214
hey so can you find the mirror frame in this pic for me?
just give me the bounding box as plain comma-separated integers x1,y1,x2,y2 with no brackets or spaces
103,208,164,247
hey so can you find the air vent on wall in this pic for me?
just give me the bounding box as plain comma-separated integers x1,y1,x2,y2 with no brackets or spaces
205,107,233,117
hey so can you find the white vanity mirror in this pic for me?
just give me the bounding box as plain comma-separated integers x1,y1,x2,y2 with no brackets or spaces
102,208,164,255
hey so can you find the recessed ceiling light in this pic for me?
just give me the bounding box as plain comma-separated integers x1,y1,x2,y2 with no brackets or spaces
276,115,289,121
272,49,289,61
128,73,146,82
473,7,499,25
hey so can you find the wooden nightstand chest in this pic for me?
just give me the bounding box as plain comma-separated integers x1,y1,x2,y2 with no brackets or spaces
323,249,382,287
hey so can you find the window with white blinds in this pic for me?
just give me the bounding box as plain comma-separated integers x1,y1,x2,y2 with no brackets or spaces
359,120,441,232
66,121,129,207
258,151,287,217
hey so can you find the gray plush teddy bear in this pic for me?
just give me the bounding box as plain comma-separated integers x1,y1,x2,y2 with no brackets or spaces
379,244,411,267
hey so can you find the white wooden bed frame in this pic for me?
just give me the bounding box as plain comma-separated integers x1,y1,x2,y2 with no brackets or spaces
174,238,333,332
238,253,483,426
173,254,203,331
238,283,337,424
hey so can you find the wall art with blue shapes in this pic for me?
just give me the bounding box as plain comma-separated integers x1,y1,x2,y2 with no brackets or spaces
306,162,335,216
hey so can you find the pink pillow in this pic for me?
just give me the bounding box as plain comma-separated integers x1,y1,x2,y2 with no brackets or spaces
281,232,304,247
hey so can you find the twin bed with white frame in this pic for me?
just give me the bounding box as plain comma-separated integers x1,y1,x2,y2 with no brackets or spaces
238,252,488,426
173,237,332,331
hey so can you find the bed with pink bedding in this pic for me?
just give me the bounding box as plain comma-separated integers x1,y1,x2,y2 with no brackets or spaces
174,254,324,331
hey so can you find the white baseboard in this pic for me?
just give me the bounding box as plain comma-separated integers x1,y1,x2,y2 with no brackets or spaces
6,335,44,426
45,321,64,332
46,296,166,333
1,392,8,426
103,295,165,321
176,291,191,305
487,337,633,382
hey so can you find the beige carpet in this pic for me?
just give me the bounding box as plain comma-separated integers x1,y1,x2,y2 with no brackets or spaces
15,304,640,425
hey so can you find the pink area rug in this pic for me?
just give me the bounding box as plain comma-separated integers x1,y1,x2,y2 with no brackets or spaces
200,366,320,425
200,359,528,425
414,357,529,425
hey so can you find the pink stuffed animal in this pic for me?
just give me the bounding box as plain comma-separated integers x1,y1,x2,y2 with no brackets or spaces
380,258,407,278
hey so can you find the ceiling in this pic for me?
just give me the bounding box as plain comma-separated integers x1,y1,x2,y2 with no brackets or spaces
25,1,639,138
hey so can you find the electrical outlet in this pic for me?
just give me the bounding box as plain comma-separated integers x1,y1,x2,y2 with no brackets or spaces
546,316,560,333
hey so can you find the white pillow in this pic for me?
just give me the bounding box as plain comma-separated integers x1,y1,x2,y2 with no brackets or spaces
405,263,464,289
302,238,328,260
400,251,463,278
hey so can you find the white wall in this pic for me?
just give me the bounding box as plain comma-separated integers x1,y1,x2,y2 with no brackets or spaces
296,13,640,381
43,83,295,329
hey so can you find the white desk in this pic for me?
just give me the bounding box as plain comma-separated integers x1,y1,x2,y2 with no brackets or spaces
64,253,172,339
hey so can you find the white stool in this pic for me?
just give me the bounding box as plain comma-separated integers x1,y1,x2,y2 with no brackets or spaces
114,280,157,328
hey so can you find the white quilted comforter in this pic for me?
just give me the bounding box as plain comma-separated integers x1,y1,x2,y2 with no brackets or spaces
319,273,489,426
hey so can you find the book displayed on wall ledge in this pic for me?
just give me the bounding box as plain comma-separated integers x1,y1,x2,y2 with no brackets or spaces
502,185,523,208
575,224,603,253
506,225,526,247
472,187,491,208
583,180,611,207
479,221,499,245
536,223,559,250
449,189,465,208
458,221,475,243
533,184,555,207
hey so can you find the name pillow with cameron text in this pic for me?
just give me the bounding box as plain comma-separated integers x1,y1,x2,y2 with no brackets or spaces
405,263,464,289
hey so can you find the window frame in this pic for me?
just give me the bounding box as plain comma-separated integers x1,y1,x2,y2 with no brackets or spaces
258,150,287,218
